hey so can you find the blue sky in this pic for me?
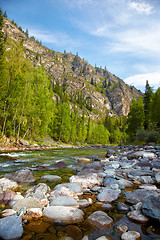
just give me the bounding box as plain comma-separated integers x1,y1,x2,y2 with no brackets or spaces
1,0,160,91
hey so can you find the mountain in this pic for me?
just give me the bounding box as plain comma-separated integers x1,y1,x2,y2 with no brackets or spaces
3,18,143,119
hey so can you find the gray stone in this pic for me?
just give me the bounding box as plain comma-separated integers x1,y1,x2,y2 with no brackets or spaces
43,206,84,224
40,175,62,182
101,203,113,210
139,184,157,191
117,202,130,213
155,172,160,184
70,173,102,189
0,215,23,240
125,189,160,204
142,195,160,221
88,211,113,228
121,231,141,240
97,188,120,203
4,169,36,183
24,183,51,200
118,179,133,188
103,177,118,187
53,182,83,196
50,196,79,207
127,210,149,223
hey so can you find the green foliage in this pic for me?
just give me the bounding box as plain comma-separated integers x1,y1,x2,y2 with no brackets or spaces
127,98,144,140
135,128,160,143
143,80,153,129
150,88,160,128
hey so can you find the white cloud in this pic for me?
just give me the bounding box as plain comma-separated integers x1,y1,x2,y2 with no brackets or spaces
128,1,153,15
28,28,77,47
124,71,160,91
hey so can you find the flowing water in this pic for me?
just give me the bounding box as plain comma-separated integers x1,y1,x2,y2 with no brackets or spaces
0,147,160,240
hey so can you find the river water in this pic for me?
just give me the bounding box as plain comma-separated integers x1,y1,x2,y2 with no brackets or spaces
0,147,160,240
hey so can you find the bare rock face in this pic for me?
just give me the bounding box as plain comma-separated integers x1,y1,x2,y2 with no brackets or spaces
3,18,143,118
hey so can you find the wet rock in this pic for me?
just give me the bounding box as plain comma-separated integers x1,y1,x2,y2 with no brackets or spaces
152,159,160,169
142,195,160,221
139,184,157,190
91,155,99,161
78,199,91,208
53,161,67,168
138,176,154,184
106,149,115,157
0,190,16,204
117,202,130,213
40,175,62,182
53,182,83,196
78,162,104,175
65,225,83,240
127,210,149,223
125,189,160,204
43,206,84,224
4,169,36,183
103,177,118,187
118,179,133,188
116,224,128,234
0,215,23,240
50,196,79,208
2,209,16,217
70,173,102,189
87,211,113,228
101,203,113,210
104,168,115,177
97,188,120,203
96,237,110,240
155,172,160,184
121,231,141,240
0,177,19,192
26,219,50,234
24,183,51,200
10,197,42,211
21,208,43,221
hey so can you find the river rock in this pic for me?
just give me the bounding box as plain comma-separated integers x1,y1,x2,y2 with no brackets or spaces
139,184,157,190
24,183,51,200
155,172,160,184
0,190,16,204
10,197,42,211
101,203,113,210
77,158,91,162
4,169,36,183
142,195,160,221
78,162,104,175
0,178,19,192
53,161,67,168
106,149,115,157
40,175,62,182
2,209,16,217
50,196,79,207
125,189,160,204
117,202,130,213
21,208,43,221
77,199,91,208
0,215,23,240
121,231,141,240
70,173,102,189
138,176,154,184
127,210,149,223
118,179,133,188
43,206,84,224
87,211,113,228
116,224,128,234
103,177,118,187
53,182,83,196
97,188,120,203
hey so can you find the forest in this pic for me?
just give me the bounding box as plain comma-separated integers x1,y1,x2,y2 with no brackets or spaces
0,9,160,145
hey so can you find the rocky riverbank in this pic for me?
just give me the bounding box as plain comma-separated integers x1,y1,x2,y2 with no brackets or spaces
0,144,160,239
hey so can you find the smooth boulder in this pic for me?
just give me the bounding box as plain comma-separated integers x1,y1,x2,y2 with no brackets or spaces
43,206,84,224
88,211,113,228
142,195,160,221
4,169,36,183
0,215,23,240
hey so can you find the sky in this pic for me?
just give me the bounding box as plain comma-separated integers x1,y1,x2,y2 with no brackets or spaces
1,0,160,92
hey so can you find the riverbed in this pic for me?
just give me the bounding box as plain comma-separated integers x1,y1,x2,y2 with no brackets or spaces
0,146,160,240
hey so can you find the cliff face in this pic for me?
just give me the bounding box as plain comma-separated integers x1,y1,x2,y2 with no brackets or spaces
3,18,143,117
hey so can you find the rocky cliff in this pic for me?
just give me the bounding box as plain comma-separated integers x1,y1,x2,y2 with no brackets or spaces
3,18,143,118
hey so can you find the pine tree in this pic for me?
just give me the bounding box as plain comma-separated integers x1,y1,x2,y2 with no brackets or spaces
143,80,153,129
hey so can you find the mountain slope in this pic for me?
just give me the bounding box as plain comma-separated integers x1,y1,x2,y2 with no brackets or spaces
3,18,143,117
